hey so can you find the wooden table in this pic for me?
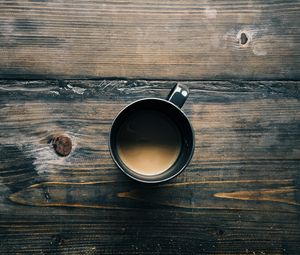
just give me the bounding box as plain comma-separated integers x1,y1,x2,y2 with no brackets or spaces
0,1,300,254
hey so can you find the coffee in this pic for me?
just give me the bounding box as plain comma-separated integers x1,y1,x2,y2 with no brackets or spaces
116,110,181,175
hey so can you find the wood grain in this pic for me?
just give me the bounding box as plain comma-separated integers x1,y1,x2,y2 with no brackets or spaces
0,0,299,79
0,80,300,254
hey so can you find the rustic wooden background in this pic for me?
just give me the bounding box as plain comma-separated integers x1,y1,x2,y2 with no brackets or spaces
0,0,299,80
0,1,300,255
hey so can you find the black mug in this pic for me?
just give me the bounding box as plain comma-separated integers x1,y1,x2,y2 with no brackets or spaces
109,84,194,183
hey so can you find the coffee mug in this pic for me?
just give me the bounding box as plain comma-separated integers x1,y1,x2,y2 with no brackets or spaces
109,84,194,183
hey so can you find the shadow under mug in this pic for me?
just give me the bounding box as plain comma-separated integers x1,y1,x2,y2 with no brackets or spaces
109,84,195,183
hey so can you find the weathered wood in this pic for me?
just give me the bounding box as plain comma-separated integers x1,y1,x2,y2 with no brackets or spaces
0,80,300,254
0,1,299,80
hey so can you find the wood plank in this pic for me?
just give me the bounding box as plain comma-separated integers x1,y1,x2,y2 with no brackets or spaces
0,0,299,79
0,80,300,254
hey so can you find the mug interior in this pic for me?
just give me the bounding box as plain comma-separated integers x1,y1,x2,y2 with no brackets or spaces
109,98,194,183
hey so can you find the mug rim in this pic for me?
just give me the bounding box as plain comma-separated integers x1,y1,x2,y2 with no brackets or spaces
108,97,195,183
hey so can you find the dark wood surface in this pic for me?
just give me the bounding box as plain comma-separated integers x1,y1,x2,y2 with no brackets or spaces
0,0,300,80
1,0,300,254
0,80,299,254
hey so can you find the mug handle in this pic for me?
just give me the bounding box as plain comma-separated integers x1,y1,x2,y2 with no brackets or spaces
167,84,189,108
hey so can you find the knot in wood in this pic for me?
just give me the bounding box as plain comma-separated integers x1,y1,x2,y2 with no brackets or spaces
52,135,72,156
240,32,248,45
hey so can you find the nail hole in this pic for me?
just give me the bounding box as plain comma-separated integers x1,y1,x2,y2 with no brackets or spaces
44,191,51,200
51,135,72,157
217,229,224,236
240,32,248,45
51,235,65,246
